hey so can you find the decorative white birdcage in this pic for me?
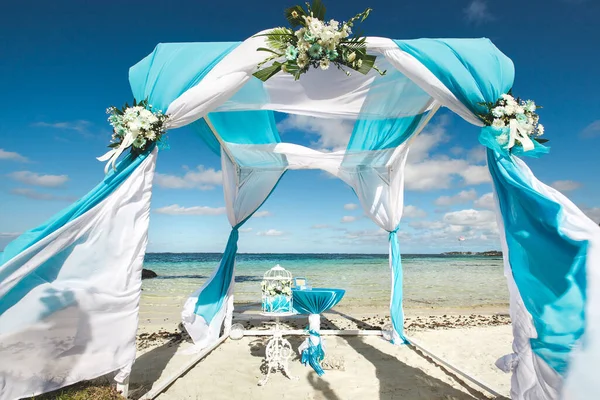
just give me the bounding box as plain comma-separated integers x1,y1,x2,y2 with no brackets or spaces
261,265,294,314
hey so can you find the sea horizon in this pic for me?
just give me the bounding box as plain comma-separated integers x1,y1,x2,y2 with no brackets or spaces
140,252,509,314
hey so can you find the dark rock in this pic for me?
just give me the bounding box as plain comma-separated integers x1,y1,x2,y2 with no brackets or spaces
142,268,158,279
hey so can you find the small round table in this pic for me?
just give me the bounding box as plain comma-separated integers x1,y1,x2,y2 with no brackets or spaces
292,288,345,375
258,311,298,386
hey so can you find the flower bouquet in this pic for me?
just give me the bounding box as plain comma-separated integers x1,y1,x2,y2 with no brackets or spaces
253,0,385,81
98,99,168,172
479,92,547,153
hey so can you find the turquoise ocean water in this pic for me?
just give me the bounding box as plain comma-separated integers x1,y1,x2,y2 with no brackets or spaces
141,253,509,312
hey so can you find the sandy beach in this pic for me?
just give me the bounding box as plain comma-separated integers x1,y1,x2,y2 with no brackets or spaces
126,302,513,400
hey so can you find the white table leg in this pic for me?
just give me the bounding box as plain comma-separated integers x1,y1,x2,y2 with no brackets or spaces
258,316,298,386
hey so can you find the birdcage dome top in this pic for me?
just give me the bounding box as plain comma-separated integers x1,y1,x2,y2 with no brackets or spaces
263,264,292,280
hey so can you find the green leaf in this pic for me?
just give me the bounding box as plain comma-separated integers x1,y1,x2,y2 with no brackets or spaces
311,0,326,20
108,142,121,148
284,5,306,27
356,54,376,74
285,60,302,79
261,27,295,53
253,62,283,82
535,138,549,144
257,47,284,56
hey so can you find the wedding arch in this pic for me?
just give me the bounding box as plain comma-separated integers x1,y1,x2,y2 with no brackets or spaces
1,6,599,400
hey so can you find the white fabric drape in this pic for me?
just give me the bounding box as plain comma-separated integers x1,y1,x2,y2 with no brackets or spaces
163,36,474,126
181,147,286,350
0,148,157,400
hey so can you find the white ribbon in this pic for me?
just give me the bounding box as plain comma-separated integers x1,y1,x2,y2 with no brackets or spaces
97,131,137,174
508,119,535,152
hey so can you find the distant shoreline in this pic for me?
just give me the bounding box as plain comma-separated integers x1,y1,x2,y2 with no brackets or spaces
144,251,502,256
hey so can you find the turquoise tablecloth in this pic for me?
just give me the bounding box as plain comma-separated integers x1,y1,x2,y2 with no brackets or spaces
292,288,345,315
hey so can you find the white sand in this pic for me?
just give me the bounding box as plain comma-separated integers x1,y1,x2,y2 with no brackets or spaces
128,324,512,400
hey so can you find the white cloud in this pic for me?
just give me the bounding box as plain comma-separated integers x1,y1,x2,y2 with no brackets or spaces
409,220,446,230
464,0,494,24
10,188,75,202
434,189,477,206
277,114,354,151
449,146,464,156
253,210,272,218
582,207,600,223
257,229,284,236
32,120,94,138
344,203,359,210
155,166,222,190
405,159,470,190
406,117,450,163
0,149,29,162
443,209,497,229
551,180,582,192
341,216,358,223
344,228,389,240
239,228,253,233
403,205,427,218
581,120,600,138
460,165,491,185
154,204,226,215
312,224,331,229
404,117,490,190
474,192,495,210
468,147,487,163
7,171,68,187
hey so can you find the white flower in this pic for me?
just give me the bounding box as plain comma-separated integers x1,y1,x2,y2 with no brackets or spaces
309,18,324,35
357,59,363,68
504,104,516,116
515,106,525,114
496,133,509,145
492,107,505,118
537,124,544,136
128,120,142,136
347,51,356,62
297,53,308,68
140,109,154,120
492,119,506,128
501,93,514,102
525,100,536,112
320,58,330,70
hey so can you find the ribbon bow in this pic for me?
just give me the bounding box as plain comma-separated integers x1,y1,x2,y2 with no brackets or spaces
508,119,535,152
96,131,138,174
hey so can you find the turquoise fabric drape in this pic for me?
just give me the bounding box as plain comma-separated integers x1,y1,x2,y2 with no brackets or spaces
292,288,345,315
487,148,587,375
0,146,155,267
207,110,281,146
194,228,239,321
301,330,326,376
345,64,432,152
192,170,287,325
129,42,240,155
389,230,407,344
394,38,514,116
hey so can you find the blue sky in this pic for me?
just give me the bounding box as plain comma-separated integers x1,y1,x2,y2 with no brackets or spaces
1,0,599,254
